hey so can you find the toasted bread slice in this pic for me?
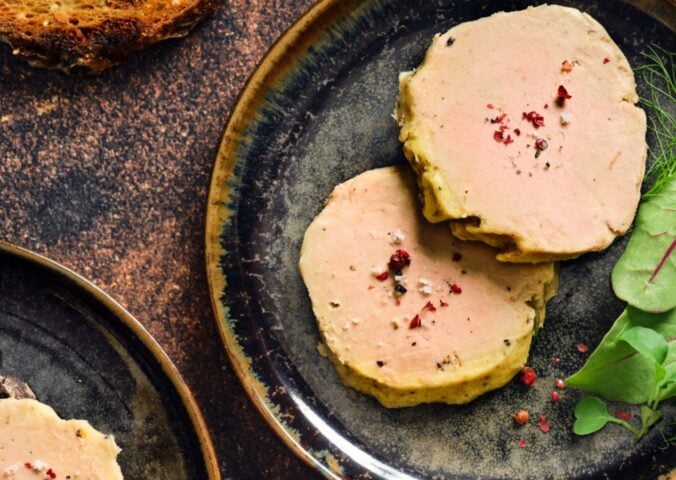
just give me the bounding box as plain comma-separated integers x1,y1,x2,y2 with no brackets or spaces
0,0,219,73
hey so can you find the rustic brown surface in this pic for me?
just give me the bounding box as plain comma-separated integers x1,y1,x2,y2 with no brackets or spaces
0,0,320,478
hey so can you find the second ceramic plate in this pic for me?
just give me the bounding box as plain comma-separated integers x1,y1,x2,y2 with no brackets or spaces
206,1,675,478
0,243,219,479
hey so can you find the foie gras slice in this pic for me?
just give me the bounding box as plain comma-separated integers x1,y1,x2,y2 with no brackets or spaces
0,398,123,479
299,166,558,407
396,4,646,262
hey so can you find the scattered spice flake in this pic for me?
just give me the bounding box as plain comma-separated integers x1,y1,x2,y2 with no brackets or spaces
614,411,632,421
446,36,455,46
561,59,573,72
557,85,572,100
46,468,57,479
544,103,549,109
409,314,422,329
603,57,610,64
375,271,389,281
452,252,462,261
450,284,462,294
576,342,589,353
418,278,434,295
522,111,545,128
520,367,537,386
486,103,494,109
490,113,507,124
537,415,551,433
513,128,521,136
554,378,566,389
513,410,529,425
389,228,405,244
518,439,528,448
388,249,411,271
423,301,437,312
553,357,560,364
394,284,407,295
376,360,385,367
493,130,505,143
29,461,46,472
534,138,548,158
503,134,514,145
550,391,560,402
24,463,32,470
439,300,449,307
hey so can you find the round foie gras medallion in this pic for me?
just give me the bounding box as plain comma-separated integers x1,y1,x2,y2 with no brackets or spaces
396,5,646,262
299,166,558,407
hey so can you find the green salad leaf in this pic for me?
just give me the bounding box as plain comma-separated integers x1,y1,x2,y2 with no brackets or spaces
611,173,676,313
658,343,676,401
573,396,638,436
620,326,669,364
566,307,676,404
569,46,676,443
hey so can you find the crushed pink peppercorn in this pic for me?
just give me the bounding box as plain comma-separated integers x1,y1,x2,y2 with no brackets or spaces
513,410,529,425
388,249,411,271
423,301,437,312
520,367,537,386
614,411,632,421
557,85,572,100
522,111,545,128
537,415,551,433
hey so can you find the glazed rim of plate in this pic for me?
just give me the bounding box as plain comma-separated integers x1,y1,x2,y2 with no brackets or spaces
0,241,221,480
204,0,675,478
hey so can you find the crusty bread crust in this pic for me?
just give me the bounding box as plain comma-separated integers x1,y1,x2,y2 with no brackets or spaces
0,0,220,73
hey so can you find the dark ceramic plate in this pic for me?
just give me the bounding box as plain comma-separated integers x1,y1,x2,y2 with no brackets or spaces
205,1,675,479
0,242,220,480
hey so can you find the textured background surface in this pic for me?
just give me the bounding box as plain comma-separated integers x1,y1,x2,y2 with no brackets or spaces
0,1,319,478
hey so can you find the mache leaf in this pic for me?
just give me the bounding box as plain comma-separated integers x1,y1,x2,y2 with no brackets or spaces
573,396,614,435
566,307,676,404
611,174,676,313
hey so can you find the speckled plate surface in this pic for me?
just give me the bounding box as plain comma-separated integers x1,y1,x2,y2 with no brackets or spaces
0,242,220,479
205,1,675,479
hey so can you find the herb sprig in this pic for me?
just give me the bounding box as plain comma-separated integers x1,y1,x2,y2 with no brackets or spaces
637,46,675,199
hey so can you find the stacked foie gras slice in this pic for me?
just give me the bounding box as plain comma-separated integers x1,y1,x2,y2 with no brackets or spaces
299,4,645,407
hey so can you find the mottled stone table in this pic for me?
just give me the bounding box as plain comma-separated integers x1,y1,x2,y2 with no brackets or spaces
0,1,319,478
